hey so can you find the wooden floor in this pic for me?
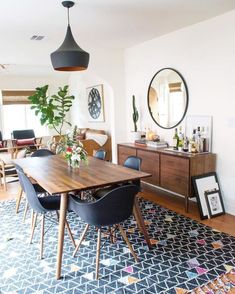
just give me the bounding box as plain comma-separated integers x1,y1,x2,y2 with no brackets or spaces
1,181,235,237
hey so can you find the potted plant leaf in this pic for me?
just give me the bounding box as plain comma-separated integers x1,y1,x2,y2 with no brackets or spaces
28,85,75,153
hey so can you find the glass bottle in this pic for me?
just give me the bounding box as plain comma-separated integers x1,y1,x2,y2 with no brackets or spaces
191,129,197,153
178,126,184,151
196,127,202,152
172,128,179,150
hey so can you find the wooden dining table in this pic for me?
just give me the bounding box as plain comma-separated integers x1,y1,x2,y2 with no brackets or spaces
14,155,151,279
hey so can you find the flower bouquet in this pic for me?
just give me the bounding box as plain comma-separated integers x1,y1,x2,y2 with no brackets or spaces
64,126,88,168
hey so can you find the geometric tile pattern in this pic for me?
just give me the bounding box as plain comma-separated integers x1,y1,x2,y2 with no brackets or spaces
0,199,234,294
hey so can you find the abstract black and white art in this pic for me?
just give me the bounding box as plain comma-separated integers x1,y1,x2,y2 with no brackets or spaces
87,84,105,122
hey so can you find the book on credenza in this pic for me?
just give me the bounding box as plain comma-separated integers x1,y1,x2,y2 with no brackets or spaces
135,140,168,148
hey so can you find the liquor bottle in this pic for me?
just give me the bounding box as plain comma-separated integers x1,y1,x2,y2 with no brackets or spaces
191,129,197,153
172,128,179,150
201,126,208,152
183,136,189,152
196,126,201,152
178,126,184,151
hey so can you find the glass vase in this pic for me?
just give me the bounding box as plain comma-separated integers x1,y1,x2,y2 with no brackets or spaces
68,159,80,169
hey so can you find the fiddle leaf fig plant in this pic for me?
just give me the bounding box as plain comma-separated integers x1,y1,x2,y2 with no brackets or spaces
28,85,75,136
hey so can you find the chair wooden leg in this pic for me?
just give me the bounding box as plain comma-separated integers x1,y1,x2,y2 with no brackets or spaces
29,213,37,244
73,224,89,257
133,196,151,249
95,228,101,280
56,211,76,248
65,219,76,248
118,224,138,262
31,210,34,229
15,187,23,214
2,170,7,191
23,200,28,222
40,214,45,259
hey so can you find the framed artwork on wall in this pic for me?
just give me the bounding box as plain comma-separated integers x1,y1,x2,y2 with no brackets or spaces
185,115,212,152
205,190,225,218
86,84,105,122
192,172,222,219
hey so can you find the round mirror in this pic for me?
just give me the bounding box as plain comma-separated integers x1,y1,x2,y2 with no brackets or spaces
147,68,188,129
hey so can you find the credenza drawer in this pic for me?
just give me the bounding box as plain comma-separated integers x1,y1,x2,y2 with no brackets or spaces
160,154,189,196
137,149,160,185
118,145,136,165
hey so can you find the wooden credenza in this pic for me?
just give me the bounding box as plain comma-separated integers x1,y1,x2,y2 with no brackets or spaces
118,143,216,212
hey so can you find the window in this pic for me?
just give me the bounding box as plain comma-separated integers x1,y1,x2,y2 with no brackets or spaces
2,105,48,138
1,90,48,138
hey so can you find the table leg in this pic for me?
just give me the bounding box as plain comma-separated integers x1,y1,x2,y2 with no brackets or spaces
133,197,152,249
56,192,67,280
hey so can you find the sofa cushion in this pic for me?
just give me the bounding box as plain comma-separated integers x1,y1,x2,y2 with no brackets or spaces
12,129,35,140
0,142,3,148
16,138,35,146
76,134,85,140
85,129,105,138
78,128,89,135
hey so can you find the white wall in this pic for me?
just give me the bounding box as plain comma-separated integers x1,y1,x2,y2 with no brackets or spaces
125,10,235,215
69,73,112,135
68,48,127,163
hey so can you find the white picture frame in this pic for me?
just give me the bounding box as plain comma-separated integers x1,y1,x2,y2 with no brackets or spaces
86,84,105,122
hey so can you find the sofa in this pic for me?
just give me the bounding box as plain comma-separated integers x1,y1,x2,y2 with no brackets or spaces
77,128,112,161
50,128,112,161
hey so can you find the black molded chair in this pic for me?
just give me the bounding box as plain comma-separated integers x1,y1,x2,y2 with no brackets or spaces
15,165,75,259
31,149,54,157
69,184,139,279
123,156,142,188
16,149,54,215
94,149,106,160
94,156,142,199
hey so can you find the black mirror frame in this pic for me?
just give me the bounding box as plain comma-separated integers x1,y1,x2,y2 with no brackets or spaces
147,67,189,129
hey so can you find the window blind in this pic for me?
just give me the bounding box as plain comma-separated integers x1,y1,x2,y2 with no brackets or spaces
1,90,35,105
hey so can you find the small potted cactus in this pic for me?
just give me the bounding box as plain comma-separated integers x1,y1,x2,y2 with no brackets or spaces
131,95,141,142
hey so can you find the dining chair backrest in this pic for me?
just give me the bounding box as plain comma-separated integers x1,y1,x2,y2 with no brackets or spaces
31,149,55,157
0,131,3,142
14,163,25,191
94,149,106,160
124,156,142,171
69,184,139,227
15,167,47,213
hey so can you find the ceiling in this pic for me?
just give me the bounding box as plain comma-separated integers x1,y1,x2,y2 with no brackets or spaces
0,0,235,75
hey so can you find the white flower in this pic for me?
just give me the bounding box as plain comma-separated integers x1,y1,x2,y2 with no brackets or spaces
71,154,81,161
76,147,82,153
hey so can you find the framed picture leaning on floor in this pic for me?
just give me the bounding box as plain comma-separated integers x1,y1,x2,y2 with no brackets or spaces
192,172,224,219
205,189,225,218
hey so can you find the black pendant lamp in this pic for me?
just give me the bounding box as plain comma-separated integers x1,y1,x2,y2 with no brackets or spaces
51,1,89,71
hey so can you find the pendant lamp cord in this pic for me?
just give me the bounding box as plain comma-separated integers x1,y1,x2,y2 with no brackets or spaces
67,7,70,25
